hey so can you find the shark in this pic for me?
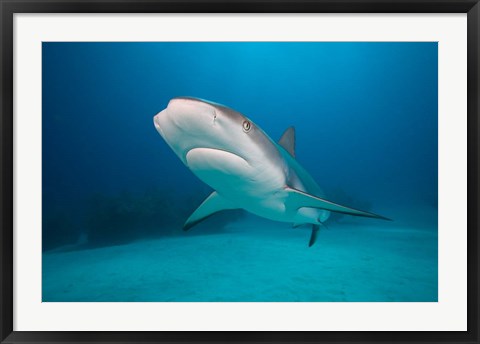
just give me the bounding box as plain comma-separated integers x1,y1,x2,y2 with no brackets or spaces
153,97,389,247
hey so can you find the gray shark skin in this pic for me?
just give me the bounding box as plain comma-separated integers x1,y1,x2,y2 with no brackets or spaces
154,97,389,246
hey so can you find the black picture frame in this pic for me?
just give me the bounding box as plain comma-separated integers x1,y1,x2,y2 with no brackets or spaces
1,1,479,343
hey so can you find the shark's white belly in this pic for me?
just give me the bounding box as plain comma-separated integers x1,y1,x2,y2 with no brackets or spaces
240,194,322,224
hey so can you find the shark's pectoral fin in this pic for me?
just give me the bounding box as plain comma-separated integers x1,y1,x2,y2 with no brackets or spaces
285,187,390,220
308,224,320,247
183,191,236,231
279,126,296,157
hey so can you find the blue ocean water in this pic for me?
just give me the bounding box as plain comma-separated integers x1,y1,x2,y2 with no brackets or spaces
42,42,438,302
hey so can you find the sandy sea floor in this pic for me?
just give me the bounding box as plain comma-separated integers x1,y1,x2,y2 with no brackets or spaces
42,213,438,302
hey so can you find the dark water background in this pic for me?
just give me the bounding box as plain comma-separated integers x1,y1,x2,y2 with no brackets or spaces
42,42,437,301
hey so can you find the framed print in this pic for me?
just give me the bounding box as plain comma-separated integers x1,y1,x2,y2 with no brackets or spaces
1,0,479,343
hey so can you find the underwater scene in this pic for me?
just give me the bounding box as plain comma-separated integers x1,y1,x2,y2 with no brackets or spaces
42,42,438,302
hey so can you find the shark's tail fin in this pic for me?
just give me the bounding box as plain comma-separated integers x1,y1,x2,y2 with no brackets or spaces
308,225,320,247
308,222,329,247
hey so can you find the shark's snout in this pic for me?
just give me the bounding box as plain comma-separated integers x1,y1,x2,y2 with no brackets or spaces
153,99,221,164
153,111,166,138
153,114,160,129
167,97,217,122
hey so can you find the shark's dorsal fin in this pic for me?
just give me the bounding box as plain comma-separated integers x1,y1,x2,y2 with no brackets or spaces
285,187,391,220
183,191,236,231
279,126,296,157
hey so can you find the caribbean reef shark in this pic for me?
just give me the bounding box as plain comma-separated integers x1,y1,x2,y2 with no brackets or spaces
154,97,389,247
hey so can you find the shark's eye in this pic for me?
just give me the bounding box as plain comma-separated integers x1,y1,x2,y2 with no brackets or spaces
242,120,251,132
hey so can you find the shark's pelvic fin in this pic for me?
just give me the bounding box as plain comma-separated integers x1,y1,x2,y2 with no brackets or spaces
308,224,320,247
183,191,236,231
279,126,296,157
285,187,391,220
